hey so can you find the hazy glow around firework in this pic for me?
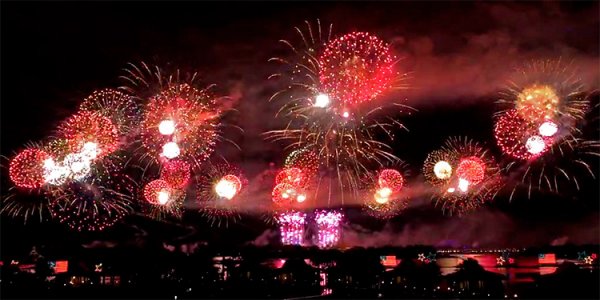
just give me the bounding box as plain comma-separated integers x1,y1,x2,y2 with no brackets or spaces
214,175,242,200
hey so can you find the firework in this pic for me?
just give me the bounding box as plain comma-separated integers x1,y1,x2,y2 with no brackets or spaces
143,179,172,205
429,137,502,216
314,210,343,248
363,165,410,219
423,150,457,185
9,148,51,189
160,159,191,188
48,170,135,232
80,88,140,135
57,111,120,158
275,167,307,187
266,21,411,205
319,31,397,108
139,83,220,166
285,148,319,179
272,182,300,206
494,109,550,160
377,168,404,192
455,157,485,185
277,210,307,245
195,163,246,227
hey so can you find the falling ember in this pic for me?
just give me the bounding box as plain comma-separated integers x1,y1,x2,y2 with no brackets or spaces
314,210,343,248
9,148,51,189
214,174,242,200
277,211,307,246
526,135,546,155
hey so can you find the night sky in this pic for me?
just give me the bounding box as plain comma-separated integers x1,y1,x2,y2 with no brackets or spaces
1,1,599,255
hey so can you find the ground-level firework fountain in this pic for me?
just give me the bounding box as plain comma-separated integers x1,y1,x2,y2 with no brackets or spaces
277,211,307,245
314,210,343,248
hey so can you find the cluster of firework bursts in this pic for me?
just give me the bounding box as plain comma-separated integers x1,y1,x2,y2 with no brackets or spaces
3,63,245,230
363,166,410,219
3,21,599,235
423,137,502,216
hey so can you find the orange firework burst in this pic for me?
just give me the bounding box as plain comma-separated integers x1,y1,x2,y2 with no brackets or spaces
362,163,410,219
57,111,120,157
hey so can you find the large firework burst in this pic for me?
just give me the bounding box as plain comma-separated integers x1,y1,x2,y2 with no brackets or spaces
494,60,598,199
57,111,120,158
80,88,141,136
195,162,247,227
47,159,135,232
428,137,502,216
266,21,412,205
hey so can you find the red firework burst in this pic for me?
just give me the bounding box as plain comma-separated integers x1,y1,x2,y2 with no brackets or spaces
275,167,307,187
140,83,219,163
319,32,396,107
160,159,191,188
456,156,485,185
9,148,51,189
285,149,319,180
58,111,119,157
143,179,172,205
494,109,550,160
377,169,404,192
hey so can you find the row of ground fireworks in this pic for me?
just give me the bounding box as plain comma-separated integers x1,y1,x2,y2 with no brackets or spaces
3,20,598,236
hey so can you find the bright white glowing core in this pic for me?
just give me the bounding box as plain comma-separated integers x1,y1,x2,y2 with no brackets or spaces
314,94,330,108
538,121,558,137
374,187,392,204
157,190,170,205
63,153,91,180
81,142,99,160
342,111,350,118
162,142,180,159
458,178,470,192
215,179,238,200
526,135,546,155
447,187,456,193
296,194,306,203
433,161,452,180
159,120,176,135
